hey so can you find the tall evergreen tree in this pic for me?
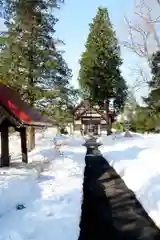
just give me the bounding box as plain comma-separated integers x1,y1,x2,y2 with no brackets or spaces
0,0,72,149
78,7,127,111
0,0,71,106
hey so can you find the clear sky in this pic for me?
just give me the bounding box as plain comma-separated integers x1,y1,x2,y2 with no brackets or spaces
55,0,149,103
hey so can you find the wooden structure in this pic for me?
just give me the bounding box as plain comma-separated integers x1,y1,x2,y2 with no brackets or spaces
73,101,114,135
0,83,53,167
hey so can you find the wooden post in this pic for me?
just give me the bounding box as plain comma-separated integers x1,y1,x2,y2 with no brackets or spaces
27,126,35,152
20,127,28,163
0,120,9,167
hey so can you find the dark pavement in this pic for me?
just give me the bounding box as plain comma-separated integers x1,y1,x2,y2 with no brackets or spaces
78,138,160,240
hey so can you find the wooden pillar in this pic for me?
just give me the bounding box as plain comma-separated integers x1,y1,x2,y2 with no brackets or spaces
1,120,9,167
27,126,35,152
20,127,28,163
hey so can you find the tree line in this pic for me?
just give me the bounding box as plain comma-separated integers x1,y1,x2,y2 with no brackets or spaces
127,52,160,133
0,0,78,126
0,0,80,148
0,2,129,139
78,4,160,133
120,0,160,133
3,1,156,136
0,0,79,149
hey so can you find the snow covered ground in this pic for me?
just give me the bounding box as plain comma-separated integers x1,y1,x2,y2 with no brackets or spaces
98,132,160,229
0,129,86,240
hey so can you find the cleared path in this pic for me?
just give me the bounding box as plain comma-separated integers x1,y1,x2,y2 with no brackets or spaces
79,138,160,240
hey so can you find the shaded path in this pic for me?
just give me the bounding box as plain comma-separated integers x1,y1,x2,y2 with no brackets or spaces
78,138,160,240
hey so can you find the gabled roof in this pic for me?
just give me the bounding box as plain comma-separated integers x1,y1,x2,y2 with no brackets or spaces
74,101,108,121
0,83,53,127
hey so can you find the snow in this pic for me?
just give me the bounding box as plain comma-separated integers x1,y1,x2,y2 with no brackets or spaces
0,128,86,240
0,170,40,217
5,126,160,236
99,132,160,229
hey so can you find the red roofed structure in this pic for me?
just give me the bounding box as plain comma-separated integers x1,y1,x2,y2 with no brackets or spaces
0,83,53,167
0,83,52,127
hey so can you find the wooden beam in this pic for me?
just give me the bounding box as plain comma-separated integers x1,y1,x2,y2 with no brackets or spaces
0,120,9,167
20,127,28,163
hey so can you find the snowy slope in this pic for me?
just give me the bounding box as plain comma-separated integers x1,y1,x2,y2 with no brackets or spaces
99,133,160,229
0,128,58,217
0,129,86,240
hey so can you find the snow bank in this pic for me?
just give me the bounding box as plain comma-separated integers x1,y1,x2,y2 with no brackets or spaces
54,135,85,147
0,169,40,217
0,128,57,218
99,133,160,229
97,131,143,145
0,131,87,240
35,144,87,240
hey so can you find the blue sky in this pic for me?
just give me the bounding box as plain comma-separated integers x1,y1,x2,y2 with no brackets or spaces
55,0,149,103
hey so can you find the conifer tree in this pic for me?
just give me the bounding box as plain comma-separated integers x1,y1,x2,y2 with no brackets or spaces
145,51,160,112
78,7,127,111
0,0,72,149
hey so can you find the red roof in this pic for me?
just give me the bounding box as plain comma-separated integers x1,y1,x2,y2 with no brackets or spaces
0,83,53,127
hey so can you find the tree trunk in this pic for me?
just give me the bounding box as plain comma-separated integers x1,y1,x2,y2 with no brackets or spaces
27,126,35,152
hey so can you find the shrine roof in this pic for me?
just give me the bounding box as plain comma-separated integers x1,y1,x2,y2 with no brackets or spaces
0,83,53,127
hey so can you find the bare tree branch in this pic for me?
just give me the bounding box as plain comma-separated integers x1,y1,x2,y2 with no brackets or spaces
123,15,151,59
124,0,160,60
128,64,150,91
134,7,160,49
122,0,160,91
